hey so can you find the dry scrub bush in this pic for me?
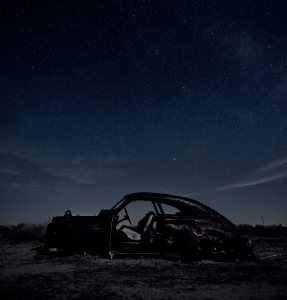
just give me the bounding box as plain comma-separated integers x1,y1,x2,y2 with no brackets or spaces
1,223,286,242
0,222,48,242
238,224,287,237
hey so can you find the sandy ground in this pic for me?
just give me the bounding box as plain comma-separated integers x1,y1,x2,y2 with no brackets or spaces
0,236,286,300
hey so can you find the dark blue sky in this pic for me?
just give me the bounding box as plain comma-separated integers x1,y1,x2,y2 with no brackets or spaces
1,0,286,225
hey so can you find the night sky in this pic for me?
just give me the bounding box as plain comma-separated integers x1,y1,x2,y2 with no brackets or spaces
1,1,286,226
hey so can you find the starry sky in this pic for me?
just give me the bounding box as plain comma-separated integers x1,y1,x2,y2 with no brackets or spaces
1,0,287,226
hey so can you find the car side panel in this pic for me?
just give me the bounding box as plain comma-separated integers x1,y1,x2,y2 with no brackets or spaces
44,216,111,255
160,215,258,261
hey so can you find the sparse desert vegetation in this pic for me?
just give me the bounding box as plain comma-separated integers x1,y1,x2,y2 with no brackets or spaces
0,222,286,243
238,224,287,237
0,222,48,242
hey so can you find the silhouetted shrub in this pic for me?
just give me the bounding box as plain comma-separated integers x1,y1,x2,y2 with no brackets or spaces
1,222,286,242
238,224,287,237
0,222,48,242
237,224,254,234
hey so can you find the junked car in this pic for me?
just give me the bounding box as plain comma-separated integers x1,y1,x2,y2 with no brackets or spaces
40,192,259,261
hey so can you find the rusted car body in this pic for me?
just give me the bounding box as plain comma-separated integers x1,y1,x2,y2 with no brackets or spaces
42,192,259,261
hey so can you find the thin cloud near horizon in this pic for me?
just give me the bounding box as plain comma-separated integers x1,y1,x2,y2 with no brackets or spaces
182,156,287,198
217,156,287,191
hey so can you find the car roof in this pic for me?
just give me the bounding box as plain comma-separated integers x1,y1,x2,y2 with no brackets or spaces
112,192,235,228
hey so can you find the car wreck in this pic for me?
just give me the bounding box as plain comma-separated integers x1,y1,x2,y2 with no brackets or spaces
40,192,259,261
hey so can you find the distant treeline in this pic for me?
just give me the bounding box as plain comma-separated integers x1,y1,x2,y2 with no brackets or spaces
0,223,48,242
0,223,286,242
237,224,287,237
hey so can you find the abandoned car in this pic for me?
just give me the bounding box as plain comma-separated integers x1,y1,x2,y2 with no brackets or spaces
40,192,259,261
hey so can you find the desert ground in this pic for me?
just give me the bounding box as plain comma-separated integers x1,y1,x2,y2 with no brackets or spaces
0,235,286,300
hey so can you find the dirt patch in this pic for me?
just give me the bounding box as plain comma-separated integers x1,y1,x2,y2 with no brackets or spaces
0,237,286,299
